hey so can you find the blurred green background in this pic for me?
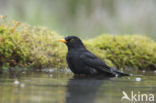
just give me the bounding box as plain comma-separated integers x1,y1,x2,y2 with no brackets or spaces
0,0,156,39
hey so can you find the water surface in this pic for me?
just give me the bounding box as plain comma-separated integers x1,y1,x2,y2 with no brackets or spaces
0,69,156,103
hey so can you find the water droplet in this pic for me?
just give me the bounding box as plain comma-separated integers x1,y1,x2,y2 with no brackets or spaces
20,83,25,87
115,74,119,77
14,80,19,85
136,77,141,82
142,70,146,73
49,74,53,77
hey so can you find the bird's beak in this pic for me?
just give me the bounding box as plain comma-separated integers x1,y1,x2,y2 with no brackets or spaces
58,39,67,43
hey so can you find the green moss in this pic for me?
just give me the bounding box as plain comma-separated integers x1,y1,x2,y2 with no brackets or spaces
0,16,67,70
0,25,29,68
18,24,67,69
87,34,156,70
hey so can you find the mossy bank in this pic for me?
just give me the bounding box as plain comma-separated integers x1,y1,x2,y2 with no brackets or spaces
86,35,156,70
0,16,156,71
0,16,67,70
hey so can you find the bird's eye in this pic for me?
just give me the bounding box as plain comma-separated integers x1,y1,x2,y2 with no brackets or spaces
69,39,74,42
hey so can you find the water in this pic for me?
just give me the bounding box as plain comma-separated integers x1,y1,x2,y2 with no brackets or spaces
0,69,156,103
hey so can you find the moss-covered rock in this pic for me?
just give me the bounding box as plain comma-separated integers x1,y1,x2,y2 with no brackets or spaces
0,22,30,68
87,34,156,70
0,16,67,70
18,24,67,69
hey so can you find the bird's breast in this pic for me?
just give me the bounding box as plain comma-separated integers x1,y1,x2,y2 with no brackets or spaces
66,51,83,74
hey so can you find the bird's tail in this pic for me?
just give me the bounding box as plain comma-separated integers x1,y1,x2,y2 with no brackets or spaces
115,71,130,77
111,67,130,77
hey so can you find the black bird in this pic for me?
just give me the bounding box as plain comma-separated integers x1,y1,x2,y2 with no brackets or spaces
59,36,130,77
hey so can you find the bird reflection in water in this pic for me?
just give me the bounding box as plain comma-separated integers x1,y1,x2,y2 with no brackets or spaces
65,75,111,103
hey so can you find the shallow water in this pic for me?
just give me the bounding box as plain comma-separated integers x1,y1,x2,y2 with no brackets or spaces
0,69,156,103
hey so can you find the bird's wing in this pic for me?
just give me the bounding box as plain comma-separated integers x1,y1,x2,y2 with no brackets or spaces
80,51,116,75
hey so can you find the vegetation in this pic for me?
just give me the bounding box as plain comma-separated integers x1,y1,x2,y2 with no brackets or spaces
87,35,156,70
0,16,67,70
0,16,156,71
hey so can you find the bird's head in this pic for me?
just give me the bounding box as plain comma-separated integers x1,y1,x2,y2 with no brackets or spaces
59,36,85,50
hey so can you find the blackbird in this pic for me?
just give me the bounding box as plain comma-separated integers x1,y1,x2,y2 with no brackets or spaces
59,36,130,77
